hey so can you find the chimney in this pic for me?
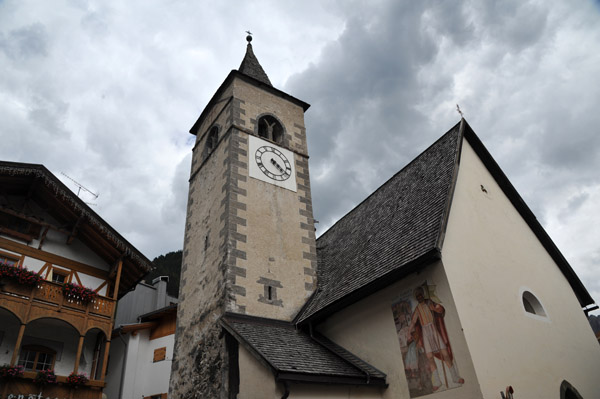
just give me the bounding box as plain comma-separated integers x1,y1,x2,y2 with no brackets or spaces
152,276,169,310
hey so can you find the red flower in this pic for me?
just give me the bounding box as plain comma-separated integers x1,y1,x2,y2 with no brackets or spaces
66,372,89,386
62,282,97,303
34,369,57,385
0,364,24,379
0,264,41,286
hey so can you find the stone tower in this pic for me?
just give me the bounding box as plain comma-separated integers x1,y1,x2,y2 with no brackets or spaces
169,37,317,398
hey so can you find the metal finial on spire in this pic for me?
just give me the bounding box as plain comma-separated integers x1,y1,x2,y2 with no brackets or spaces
456,104,464,118
246,31,253,43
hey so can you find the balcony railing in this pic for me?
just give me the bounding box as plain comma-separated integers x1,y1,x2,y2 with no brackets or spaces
0,278,115,318
1,373,104,399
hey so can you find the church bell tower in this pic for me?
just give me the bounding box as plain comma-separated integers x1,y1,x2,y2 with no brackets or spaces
170,36,317,398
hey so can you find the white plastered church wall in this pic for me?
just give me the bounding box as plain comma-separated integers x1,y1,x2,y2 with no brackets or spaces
315,261,482,399
441,138,600,398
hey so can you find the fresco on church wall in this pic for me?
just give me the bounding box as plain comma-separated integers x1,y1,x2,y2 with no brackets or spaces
392,282,464,397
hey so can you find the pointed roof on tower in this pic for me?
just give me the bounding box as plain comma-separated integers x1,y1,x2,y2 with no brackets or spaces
238,34,272,86
189,36,309,136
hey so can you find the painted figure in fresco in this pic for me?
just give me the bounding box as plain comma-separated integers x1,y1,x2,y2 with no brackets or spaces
404,329,422,389
409,287,464,391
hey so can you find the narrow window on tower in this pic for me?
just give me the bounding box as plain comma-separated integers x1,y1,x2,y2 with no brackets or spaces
257,277,283,307
257,115,284,144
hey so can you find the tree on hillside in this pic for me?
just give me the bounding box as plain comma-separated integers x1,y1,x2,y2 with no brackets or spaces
589,314,600,335
145,250,182,298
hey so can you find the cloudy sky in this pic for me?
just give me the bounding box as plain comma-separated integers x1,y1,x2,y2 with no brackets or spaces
1,0,600,310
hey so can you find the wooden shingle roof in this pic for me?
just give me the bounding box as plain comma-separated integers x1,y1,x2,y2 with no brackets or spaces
221,313,387,386
295,119,594,325
295,122,462,324
238,42,272,87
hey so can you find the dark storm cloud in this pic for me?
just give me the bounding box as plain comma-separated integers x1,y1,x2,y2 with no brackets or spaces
286,0,477,232
288,0,600,239
0,23,48,60
283,0,600,309
473,1,549,52
1,0,599,308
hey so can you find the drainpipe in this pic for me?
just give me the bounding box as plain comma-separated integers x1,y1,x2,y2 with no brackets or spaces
281,381,290,399
117,328,128,399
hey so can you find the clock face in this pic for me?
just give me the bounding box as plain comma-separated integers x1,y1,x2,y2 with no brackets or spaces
255,146,292,181
248,135,297,192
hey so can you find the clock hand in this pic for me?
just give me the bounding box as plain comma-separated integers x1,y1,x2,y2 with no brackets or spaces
270,158,285,173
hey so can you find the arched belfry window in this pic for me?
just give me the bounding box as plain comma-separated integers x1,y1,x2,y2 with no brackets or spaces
206,126,219,152
257,115,284,144
203,126,219,161
522,290,546,317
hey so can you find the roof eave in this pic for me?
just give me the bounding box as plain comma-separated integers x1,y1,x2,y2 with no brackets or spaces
296,248,441,326
111,321,158,338
139,303,178,321
275,372,387,387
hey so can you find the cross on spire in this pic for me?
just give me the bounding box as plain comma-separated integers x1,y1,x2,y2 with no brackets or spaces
456,104,464,118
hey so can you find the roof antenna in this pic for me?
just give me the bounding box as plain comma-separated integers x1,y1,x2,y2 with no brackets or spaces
60,172,99,205
456,104,464,118
246,31,253,43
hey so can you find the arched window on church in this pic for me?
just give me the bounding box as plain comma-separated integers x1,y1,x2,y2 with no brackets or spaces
560,380,583,399
257,115,284,144
522,290,546,317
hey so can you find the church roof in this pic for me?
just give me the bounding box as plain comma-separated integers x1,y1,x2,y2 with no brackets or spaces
295,122,461,324
220,313,387,386
238,43,272,86
295,119,594,325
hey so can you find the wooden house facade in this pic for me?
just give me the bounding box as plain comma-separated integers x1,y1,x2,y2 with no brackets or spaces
0,161,151,399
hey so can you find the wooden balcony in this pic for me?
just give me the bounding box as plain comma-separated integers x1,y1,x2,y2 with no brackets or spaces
2,278,114,318
0,278,115,337
1,373,104,399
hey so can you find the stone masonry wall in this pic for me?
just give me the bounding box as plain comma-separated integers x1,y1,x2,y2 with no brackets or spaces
227,78,317,320
169,91,235,398
170,75,317,397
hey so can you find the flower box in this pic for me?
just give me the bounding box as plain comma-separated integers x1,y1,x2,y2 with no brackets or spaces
66,371,89,387
0,364,24,379
62,282,98,303
34,369,57,385
0,261,42,287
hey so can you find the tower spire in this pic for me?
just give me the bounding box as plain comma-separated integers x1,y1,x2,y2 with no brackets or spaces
238,33,272,86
